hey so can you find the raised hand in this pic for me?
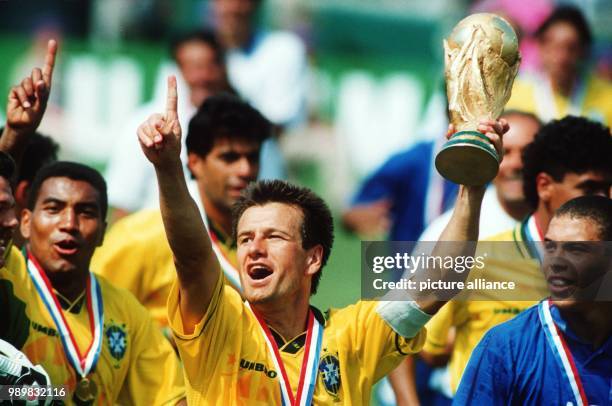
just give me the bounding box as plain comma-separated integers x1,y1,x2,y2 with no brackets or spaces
137,76,182,167
6,39,57,135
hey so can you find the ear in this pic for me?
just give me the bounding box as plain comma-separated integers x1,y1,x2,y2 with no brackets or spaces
187,153,204,178
20,209,33,240
536,172,554,204
14,181,29,211
305,245,324,278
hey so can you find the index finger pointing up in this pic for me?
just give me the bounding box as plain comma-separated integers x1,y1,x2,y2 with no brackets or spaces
43,39,58,87
166,75,178,120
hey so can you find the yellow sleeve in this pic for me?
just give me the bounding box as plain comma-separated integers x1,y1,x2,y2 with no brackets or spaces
422,301,454,354
333,301,426,383
117,292,185,405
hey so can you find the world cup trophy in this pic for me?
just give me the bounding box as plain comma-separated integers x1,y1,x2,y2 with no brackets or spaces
435,13,521,185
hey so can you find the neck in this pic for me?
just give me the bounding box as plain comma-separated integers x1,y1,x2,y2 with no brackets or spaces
499,198,531,221
556,302,612,348
549,72,576,97
219,28,252,50
199,189,233,238
47,269,89,303
253,294,311,340
533,204,552,238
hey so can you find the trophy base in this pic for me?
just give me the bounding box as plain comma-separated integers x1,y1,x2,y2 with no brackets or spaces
435,130,500,186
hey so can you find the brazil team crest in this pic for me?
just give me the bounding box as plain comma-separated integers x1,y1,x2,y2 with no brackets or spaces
105,322,127,361
318,353,341,397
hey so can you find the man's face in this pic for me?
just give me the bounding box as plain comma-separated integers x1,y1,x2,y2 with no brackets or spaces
494,115,539,204
543,215,610,306
542,171,610,213
236,203,321,305
188,137,260,213
176,41,226,108
0,177,18,267
21,177,106,275
539,22,584,84
213,0,257,41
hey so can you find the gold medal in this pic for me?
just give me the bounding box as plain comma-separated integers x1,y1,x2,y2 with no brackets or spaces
74,377,97,404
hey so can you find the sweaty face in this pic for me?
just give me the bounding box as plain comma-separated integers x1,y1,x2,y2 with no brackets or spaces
545,171,611,213
236,203,320,305
0,177,18,267
543,215,610,306
539,22,584,85
494,115,539,204
176,41,226,108
21,177,105,275
189,137,260,214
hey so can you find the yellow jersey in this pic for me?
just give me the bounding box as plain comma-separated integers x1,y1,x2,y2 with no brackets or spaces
423,218,547,394
0,247,185,405
506,73,612,125
92,208,239,330
168,273,426,405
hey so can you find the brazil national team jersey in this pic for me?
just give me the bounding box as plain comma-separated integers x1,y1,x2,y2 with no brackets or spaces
0,247,185,405
423,216,548,393
168,271,426,405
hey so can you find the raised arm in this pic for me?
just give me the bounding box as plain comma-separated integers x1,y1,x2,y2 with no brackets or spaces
416,119,508,314
0,39,57,165
138,76,220,333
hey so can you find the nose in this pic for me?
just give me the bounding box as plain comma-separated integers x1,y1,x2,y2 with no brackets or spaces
2,208,18,229
59,209,78,231
237,156,256,179
247,234,266,258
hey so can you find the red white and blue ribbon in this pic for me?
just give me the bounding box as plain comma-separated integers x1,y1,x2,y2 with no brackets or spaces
25,252,104,378
245,302,323,405
189,181,241,289
537,299,588,406
524,215,544,263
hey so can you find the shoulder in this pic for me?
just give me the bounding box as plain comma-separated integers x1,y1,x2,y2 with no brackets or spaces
379,142,434,172
95,275,150,318
256,30,305,54
479,304,540,349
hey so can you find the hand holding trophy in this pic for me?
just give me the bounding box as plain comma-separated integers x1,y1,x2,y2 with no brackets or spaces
435,13,520,185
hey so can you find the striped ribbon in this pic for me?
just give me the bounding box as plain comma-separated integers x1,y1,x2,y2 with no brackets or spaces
245,303,323,405
25,252,104,378
538,299,588,406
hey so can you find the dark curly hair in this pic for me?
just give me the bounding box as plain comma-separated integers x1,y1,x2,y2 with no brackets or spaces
522,116,611,210
232,180,334,295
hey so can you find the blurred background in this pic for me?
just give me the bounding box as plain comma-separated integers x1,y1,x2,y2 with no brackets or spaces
1,0,611,332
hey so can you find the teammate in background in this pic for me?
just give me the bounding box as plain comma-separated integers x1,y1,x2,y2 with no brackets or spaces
92,94,270,330
419,116,612,399
105,29,231,221
455,195,612,405
506,5,612,125
137,76,506,404
419,110,540,241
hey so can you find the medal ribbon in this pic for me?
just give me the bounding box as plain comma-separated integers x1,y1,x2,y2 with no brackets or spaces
25,251,104,378
537,300,588,406
190,182,241,289
523,215,544,263
245,303,323,405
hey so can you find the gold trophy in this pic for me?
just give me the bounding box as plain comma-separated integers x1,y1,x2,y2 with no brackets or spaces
435,13,520,185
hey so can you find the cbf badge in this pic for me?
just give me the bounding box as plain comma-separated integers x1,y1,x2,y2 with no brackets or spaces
318,353,341,399
105,322,127,361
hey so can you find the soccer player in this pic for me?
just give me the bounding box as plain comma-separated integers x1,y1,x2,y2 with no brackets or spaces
506,5,612,125
419,116,612,398
92,94,269,329
137,76,506,404
455,195,612,405
0,161,185,404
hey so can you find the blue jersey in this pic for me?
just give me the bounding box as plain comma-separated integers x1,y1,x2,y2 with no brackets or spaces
351,142,458,241
454,302,612,405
